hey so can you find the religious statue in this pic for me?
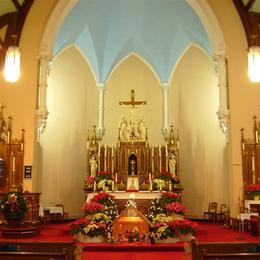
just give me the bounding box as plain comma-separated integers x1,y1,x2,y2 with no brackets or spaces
138,118,146,141
169,155,176,177
89,156,97,177
119,115,129,141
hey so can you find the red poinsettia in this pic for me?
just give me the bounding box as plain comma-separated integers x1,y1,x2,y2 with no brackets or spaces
82,202,105,215
85,176,95,185
166,202,187,215
91,191,114,204
244,184,260,196
160,192,181,205
168,219,198,235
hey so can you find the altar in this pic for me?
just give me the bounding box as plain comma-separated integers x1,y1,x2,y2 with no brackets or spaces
84,90,180,196
86,191,161,214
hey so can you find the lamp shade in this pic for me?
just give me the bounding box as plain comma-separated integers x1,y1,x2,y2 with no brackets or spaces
248,46,260,83
4,45,21,83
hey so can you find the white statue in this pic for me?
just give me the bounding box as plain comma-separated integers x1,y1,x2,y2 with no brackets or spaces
119,116,129,141
89,156,97,177
169,155,176,177
138,118,146,141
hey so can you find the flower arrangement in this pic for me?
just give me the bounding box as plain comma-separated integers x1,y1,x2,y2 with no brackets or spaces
166,202,187,215
244,184,260,197
96,171,113,191
96,171,112,181
159,171,172,181
69,192,118,240
82,202,105,215
0,192,28,221
160,192,181,205
85,176,95,186
152,214,197,240
152,179,165,190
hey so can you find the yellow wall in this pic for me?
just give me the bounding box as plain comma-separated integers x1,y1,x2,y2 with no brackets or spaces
209,0,260,215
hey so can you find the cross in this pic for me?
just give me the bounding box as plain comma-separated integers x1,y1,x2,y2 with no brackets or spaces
119,90,146,108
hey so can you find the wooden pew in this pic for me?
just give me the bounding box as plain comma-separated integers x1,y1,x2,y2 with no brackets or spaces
192,239,260,260
0,241,76,260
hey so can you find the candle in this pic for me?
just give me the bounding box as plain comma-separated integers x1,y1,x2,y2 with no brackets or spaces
112,145,114,157
98,142,101,156
169,182,172,191
252,155,255,171
159,145,161,157
94,181,96,191
12,157,15,172
112,181,115,191
149,173,151,182
115,172,118,183
104,146,107,157
151,147,154,157
165,144,168,157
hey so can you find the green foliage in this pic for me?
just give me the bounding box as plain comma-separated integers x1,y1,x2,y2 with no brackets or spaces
0,192,28,220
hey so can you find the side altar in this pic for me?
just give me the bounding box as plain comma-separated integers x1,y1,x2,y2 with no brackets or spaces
83,90,182,196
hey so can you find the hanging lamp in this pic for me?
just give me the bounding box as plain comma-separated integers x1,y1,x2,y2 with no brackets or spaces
248,45,260,83
4,43,21,83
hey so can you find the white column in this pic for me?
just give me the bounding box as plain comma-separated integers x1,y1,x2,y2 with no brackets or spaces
161,82,169,135
36,48,52,139
97,83,106,137
214,48,230,137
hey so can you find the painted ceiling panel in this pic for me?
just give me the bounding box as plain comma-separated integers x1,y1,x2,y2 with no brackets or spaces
54,0,212,83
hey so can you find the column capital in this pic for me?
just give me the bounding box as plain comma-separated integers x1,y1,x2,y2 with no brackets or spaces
97,82,106,89
161,82,170,89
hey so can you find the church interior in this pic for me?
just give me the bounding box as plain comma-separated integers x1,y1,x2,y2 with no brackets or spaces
1,0,260,259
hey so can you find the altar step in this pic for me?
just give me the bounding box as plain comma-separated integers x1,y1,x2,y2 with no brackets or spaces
82,242,185,252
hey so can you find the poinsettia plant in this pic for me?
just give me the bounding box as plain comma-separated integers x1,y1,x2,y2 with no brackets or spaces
244,184,260,197
82,202,105,215
166,202,187,215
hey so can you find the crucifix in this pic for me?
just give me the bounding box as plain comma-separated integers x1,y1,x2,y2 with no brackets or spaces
119,89,146,108
119,89,146,125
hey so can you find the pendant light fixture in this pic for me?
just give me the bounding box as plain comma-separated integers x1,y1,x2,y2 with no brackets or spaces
4,10,21,83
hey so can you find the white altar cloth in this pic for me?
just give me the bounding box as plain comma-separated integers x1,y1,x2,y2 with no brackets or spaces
86,191,162,202
245,200,260,211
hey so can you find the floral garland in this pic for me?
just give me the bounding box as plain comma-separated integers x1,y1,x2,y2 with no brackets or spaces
0,192,28,220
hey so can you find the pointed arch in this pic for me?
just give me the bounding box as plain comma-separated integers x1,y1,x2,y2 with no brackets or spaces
168,43,213,85
106,52,161,84
54,44,99,85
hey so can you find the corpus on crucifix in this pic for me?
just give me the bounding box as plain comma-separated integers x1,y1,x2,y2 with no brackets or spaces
119,90,146,140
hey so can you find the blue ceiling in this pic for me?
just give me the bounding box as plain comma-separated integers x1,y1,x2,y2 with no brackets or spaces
54,0,212,83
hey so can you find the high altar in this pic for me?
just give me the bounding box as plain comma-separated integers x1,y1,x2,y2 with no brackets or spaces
84,90,181,197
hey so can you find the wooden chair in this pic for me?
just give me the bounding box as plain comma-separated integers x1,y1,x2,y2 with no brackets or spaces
217,203,227,224
204,202,218,222
54,204,69,222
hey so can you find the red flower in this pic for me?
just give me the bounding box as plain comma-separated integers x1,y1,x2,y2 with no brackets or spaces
166,202,187,215
82,202,105,214
91,191,114,203
244,184,260,191
85,176,95,185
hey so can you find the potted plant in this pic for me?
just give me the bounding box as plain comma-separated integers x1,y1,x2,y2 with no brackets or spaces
96,171,113,191
244,184,260,200
0,192,28,227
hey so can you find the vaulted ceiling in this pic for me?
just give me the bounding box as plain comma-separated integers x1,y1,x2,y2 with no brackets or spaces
54,0,212,83
0,0,260,77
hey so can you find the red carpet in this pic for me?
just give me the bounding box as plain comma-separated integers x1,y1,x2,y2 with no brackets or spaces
0,221,259,260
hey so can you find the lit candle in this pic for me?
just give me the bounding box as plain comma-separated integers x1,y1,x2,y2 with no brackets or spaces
149,172,151,182
12,157,15,172
115,172,118,183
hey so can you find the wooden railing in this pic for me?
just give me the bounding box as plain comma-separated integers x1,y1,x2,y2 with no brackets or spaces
192,240,260,260
0,241,76,260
